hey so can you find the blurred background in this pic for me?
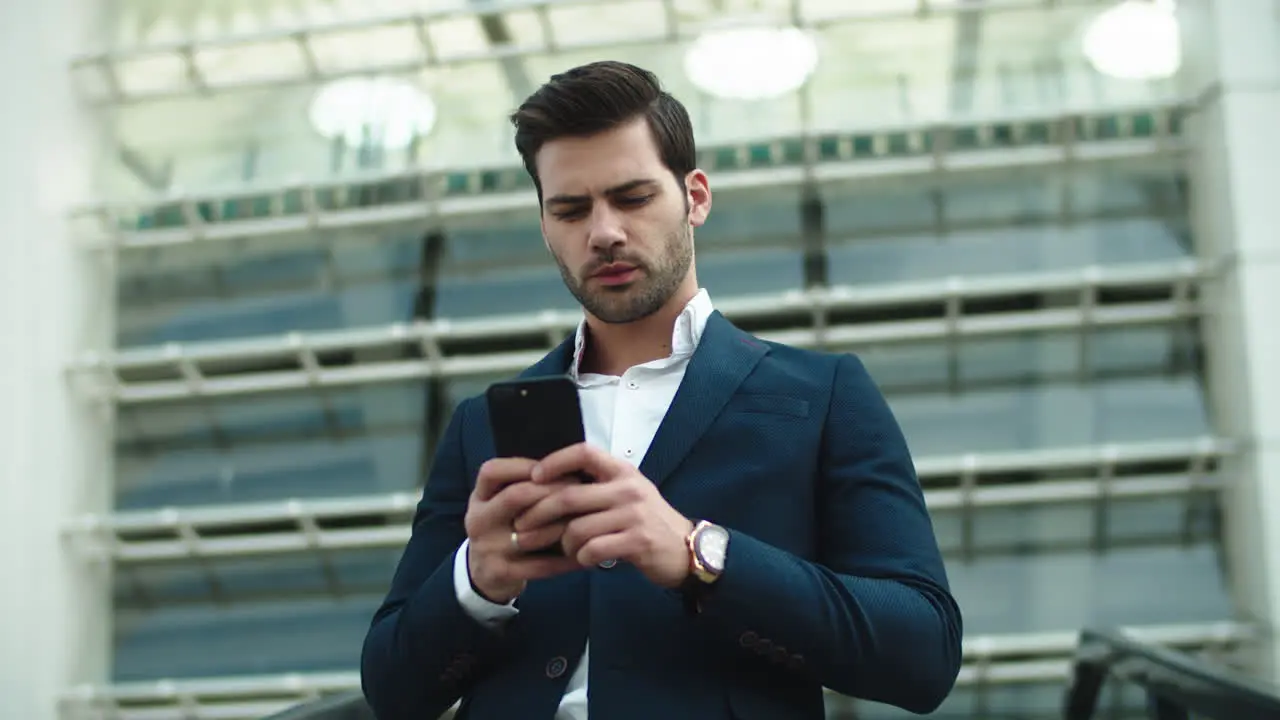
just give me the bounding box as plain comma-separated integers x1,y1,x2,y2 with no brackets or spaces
2,0,1278,718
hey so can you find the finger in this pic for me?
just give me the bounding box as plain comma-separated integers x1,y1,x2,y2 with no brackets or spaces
574,531,636,568
475,457,538,501
511,482,619,533
531,443,624,485
560,507,637,558
484,480,557,525
510,521,567,556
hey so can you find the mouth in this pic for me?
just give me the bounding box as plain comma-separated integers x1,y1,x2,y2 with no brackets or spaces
591,263,640,286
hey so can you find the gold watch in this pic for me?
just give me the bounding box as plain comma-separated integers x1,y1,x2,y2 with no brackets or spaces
686,520,730,585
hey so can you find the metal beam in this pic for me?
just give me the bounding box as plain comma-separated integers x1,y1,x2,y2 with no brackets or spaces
68,259,1206,404
68,437,1230,567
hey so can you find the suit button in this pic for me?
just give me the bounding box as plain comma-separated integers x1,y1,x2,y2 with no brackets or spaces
738,631,758,648
788,654,805,671
755,639,773,655
598,559,617,569
770,646,788,664
546,656,568,679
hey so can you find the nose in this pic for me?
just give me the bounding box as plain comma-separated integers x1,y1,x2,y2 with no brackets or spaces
586,204,626,253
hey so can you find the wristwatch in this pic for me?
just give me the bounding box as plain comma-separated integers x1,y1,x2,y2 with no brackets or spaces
686,520,730,586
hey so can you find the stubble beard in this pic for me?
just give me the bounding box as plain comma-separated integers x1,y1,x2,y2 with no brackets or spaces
556,222,694,325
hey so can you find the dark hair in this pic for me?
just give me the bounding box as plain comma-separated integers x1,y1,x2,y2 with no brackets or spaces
510,61,697,201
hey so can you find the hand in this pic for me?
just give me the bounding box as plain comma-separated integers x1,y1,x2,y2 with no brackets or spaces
464,458,580,603
513,443,696,589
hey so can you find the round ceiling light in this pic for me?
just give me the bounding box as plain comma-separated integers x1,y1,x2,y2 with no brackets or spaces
684,25,820,101
308,76,437,150
1082,0,1181,80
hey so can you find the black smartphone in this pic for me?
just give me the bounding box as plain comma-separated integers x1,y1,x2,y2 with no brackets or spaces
485,375,589,555
486,375,587,461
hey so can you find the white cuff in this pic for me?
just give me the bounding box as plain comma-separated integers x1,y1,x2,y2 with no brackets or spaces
453,538,519,630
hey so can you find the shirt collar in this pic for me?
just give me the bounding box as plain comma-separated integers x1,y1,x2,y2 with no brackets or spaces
569,288,713,380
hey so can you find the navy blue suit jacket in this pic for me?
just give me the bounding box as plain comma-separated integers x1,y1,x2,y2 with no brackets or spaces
361,311,962,720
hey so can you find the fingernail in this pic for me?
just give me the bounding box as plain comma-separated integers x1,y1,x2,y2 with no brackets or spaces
530,465,543,483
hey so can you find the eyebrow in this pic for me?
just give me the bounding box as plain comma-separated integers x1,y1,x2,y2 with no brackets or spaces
544,178,660,208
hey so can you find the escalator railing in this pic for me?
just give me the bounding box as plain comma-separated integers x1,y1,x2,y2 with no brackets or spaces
261,692,371,720
1064,627,1280,720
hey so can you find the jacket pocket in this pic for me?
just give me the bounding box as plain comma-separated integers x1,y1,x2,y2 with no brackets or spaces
723,394,809,419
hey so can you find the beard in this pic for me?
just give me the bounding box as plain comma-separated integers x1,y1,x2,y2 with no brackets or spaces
554,221,694,325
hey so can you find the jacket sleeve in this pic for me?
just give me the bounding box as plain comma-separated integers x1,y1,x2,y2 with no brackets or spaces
697,353,963,714
361,397,511,720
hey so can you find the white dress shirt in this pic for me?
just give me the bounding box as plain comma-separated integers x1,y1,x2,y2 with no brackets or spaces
451,289,714,719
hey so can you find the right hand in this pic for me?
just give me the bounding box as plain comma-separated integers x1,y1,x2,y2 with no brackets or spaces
464,457,580,603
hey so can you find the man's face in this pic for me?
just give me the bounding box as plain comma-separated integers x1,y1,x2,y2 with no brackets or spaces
535,118,710,324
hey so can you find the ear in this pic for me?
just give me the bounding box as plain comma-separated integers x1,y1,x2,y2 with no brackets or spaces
685,169,712,228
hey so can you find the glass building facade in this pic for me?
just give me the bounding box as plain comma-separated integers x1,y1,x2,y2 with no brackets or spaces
4,1,1279,719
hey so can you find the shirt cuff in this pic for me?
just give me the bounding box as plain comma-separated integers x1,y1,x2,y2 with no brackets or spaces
453,538,519,630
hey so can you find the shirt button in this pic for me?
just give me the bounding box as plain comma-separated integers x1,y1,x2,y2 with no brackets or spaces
623,448,634,457
546,656,568,679
627,381,639,389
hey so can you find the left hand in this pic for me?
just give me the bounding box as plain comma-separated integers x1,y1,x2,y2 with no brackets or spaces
512,443,695,589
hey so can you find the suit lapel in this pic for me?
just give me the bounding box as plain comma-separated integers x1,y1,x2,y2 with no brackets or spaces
639,312,767,489
520,333,576,378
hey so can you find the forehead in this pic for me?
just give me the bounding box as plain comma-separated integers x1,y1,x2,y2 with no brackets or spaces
535,118,668,197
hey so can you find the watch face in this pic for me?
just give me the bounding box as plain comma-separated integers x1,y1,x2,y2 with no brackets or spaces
696,526,729,572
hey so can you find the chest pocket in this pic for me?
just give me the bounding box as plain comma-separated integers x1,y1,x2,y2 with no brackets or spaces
722,393,809,419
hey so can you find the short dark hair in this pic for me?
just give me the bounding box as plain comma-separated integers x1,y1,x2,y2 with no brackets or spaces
510,61,697,201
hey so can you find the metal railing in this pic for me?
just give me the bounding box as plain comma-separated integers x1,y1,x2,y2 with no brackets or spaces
70,437,1227,571
70,258,1205,404
1064,626,1280,720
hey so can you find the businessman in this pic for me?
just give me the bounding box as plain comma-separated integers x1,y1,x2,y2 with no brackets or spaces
361,60,963,720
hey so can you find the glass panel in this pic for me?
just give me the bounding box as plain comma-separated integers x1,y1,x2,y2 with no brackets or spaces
116,226,425,347
116,381,427,509
942,531,1230,635
115,548,403,607
825,169,1190,287
112,598,374,680
886,375,1208,457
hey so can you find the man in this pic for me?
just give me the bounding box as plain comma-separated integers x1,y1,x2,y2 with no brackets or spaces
361,61,962,720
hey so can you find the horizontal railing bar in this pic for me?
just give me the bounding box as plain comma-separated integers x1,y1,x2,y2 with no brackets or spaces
72,259,1205,404
71,436,1229,564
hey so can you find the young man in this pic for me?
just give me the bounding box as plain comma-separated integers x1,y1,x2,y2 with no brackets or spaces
361,61,962,720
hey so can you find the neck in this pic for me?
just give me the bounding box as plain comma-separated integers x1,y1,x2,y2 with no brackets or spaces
581,285,699,376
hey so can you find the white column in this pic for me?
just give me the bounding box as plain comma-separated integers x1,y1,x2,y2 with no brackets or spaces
0,0,113,719
1179,0,1280,683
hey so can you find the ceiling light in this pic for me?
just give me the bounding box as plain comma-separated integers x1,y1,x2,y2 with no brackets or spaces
308,76,437,150
684,25,820,101
1082,0,1181,80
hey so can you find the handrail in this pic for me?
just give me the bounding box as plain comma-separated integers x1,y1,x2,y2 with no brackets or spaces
260,691,373,720
1064,627,1280,720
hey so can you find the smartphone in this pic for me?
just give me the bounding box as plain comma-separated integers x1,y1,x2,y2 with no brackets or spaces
486,375,586,461
485,375,589,555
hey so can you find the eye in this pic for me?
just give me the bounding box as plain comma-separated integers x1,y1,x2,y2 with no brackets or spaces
553,207,588,221
616,194,653,208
